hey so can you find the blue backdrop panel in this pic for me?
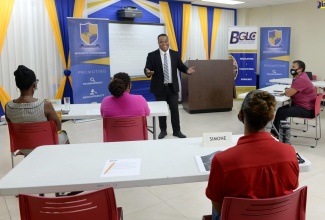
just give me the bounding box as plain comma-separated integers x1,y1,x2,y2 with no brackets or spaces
131,80,155,101
0,103,4,117
68,18,110,103
88,0,160,23
259,27,291,88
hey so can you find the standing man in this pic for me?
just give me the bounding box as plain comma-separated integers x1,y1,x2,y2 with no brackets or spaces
144,34,195,139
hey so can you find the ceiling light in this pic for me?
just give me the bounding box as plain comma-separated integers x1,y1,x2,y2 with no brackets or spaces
201,0,245,5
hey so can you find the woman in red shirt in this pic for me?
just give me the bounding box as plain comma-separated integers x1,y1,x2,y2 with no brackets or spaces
206,90,299,220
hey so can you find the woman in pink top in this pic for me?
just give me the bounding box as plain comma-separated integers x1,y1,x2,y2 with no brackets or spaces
100,72,150,117
271,60,316,138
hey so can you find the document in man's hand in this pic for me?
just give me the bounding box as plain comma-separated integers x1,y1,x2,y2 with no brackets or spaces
195,151,221,172
101,158,141,177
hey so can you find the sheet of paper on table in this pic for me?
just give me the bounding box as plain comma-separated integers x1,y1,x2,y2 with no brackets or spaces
195,151,222,172
101,158,141,177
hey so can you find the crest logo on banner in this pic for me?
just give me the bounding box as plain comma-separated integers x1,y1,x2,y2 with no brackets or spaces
80,23,98,45
268,29,282,46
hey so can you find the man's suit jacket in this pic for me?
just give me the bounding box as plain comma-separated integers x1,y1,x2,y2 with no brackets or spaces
144,49,189,95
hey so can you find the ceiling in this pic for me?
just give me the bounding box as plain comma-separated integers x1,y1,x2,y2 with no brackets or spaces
177,0,308,9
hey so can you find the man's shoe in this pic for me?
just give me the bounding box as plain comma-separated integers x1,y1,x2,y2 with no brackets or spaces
158,130,167,139
173,131,186,138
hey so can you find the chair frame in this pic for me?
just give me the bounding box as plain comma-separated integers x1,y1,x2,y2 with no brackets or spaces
103,116,148,142
19,187,123,220
290,93,323,148
8,120,59,167
202,186,307,220
221,186,307,220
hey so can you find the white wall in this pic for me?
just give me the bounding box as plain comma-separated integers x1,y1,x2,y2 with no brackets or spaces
237,1,325,80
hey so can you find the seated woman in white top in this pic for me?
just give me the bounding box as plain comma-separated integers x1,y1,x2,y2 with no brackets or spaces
5,65,69,154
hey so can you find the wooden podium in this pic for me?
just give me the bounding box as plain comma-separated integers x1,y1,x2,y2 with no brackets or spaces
181,60,233,113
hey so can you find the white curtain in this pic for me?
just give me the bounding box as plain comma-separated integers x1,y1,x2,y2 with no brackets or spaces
0,0,64,100
183,6,206,61
211,9,235,59
184,7,234,61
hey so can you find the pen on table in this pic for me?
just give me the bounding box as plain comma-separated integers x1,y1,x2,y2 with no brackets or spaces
104,162,115,174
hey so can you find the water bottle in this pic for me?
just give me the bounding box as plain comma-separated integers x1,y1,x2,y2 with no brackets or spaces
279,120,291,144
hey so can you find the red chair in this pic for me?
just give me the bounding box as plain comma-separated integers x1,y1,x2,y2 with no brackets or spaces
8,121,59,167
291,93,323,148
19,187,123,220
322,79,325,111
103,116,148,142
312,75,317,81
202,186,307,220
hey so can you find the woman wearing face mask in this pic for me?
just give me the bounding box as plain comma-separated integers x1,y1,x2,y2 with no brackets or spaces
271,60,316,138
206,90,299,220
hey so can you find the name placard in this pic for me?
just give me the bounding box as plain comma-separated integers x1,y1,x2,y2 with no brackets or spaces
202,132,232,147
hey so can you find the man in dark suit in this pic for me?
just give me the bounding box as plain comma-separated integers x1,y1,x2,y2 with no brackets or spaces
144,34,195,139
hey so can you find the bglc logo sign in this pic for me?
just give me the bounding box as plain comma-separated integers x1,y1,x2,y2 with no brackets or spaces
229,31,256,44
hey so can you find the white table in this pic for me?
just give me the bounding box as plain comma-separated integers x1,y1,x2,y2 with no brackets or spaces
238,85,290,136
0,136,311,196
1,101,169,140
270,78,325,88
238,84,290,102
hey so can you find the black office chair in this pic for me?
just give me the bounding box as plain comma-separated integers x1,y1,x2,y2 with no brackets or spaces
305,71,313,81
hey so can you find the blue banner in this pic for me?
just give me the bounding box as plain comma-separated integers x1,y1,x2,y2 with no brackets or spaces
228,26,258,96
68,18,110,103
259,27,291,88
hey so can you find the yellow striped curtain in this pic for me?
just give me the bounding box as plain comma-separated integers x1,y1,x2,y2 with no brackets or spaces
181,4,191,61
44,0,85,99
210,9,221,59
0,86,11,111
0,0,15,54
0,0,14,108
159,2,178,51
198,7,209,59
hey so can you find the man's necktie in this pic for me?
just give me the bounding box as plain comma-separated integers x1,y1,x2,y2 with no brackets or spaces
163,53,169,83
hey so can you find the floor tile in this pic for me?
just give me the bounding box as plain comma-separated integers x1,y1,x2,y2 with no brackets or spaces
124,203,189,220
165,187,212,220
0,197,10,220
114,187,162,215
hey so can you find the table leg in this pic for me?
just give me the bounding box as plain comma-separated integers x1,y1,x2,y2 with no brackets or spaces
153,117,156,140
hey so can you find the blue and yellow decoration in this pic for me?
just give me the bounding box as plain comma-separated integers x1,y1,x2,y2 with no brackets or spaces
44,0,86,104
317,1,325,9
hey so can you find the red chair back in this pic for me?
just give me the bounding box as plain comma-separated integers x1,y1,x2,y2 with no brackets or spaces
8,121,59,153
220,186,307,220
312,75,317,80
314,93,323,117
19,188,122,220
103,116,148,142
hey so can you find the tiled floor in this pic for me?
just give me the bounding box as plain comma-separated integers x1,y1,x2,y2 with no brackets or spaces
0,100,325,219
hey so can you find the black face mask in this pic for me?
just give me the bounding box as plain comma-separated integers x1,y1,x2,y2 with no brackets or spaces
290,68,299,76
